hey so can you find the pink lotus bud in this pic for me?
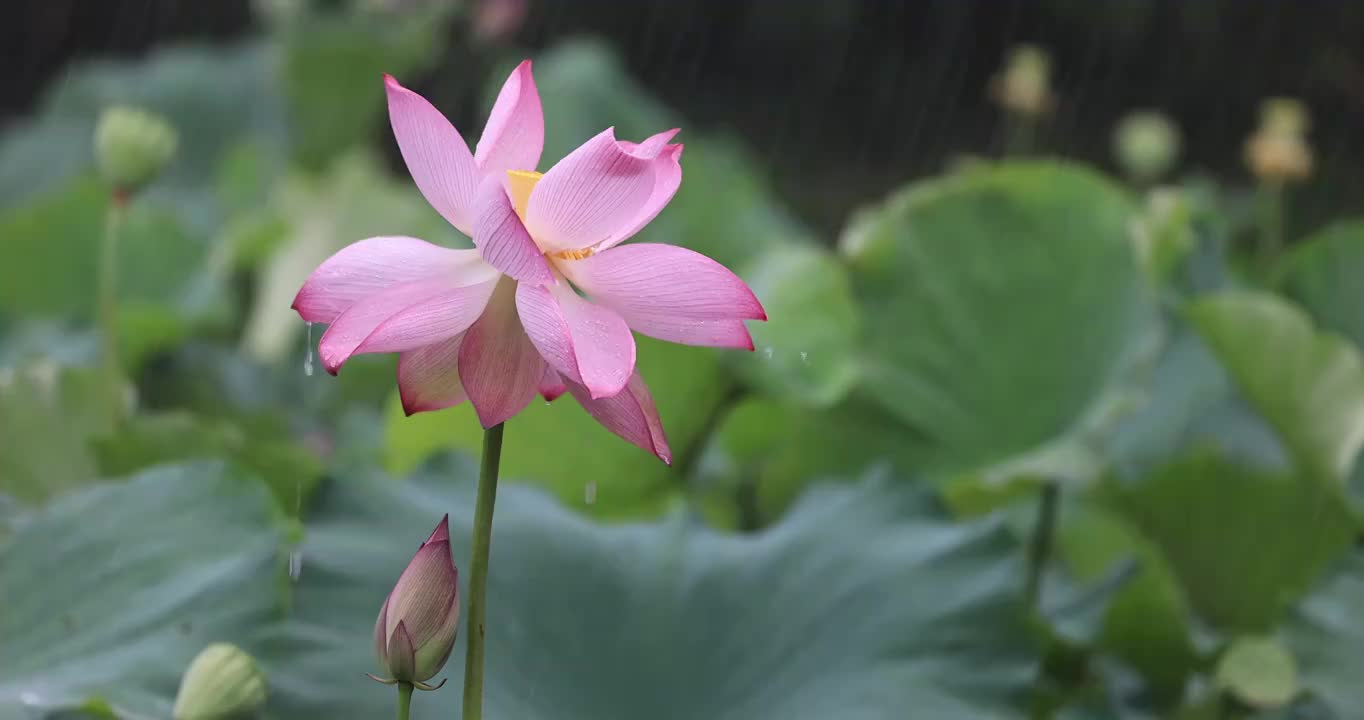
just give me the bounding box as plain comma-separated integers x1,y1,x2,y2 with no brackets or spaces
368,515,459,690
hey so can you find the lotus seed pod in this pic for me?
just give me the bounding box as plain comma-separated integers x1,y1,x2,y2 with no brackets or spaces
94,106,178,194
1114,111,1181,183
1245,97,1313,184
172,643,267,720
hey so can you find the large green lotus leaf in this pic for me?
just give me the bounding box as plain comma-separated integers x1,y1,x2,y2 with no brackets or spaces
1108,450,1355,632
1057,501,1197,702
695,397,928,528
91,412,323,518
0,462,283,719
1186,291,1364,484
731,244,861,407
0,42,285,228
266,456,1038,719
846,161,1153,477
0,363,108,504
1281,556,1364,718
1276,220,1364,350
383,337,727,519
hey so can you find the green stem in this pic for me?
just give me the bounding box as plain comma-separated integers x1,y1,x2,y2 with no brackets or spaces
1257,181,1284,266
97,194,127,429
396,682,413,720
461,423,505,720
1024,481,1060,611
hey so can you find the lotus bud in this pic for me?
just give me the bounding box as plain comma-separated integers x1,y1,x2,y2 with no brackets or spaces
1113,111,1181,183
990,44,1054,118
171,643,267,720
369,514,459,691
94,105,178,196
1244,97,1313,184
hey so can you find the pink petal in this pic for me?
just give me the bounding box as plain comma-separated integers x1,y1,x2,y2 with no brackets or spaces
457,278,547,427
319,277,463,374
515,279,635,399
387,516,458,649
355,278,499,355
374,592,392,666
539,366,566,402
398,334,468,415
557,243,765,349
598,139,683,251
523,128,662,254
386,75,480,236
567,370,671,464
473,176,553,284
474,60,543,176
386,621,416,682
292,237,483,324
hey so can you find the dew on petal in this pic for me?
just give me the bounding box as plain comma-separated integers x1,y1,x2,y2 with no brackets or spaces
303,322,315,377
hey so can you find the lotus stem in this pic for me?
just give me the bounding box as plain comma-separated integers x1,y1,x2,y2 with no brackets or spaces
1257,181,1284,265
1024,481,1060,611
461,422,505,720
396,681,413,720
97,192,128,429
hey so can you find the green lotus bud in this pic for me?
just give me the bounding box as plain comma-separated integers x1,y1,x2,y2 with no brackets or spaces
172,643,267,720
990,44,1054,117
94,106,178,194
369,515,459,691
1113,111,1181,183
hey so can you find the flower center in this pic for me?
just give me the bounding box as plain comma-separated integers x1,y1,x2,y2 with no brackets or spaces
506,170,596,261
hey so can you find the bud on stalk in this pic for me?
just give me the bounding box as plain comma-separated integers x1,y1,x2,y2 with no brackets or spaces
369,514,460,692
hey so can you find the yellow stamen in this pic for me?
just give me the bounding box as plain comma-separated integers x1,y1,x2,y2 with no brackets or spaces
506,170,542,221
553,247,596,260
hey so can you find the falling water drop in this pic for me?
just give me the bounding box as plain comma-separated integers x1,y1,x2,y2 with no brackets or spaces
800,351,809,364
303,322,315,376
585,481,597,504
763,347,774,360
288,549,303,581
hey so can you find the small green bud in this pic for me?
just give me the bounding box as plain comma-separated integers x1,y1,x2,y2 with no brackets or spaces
172,643,267,720
94,106,178,194
1259,97,1310,138
1113,111,1181,183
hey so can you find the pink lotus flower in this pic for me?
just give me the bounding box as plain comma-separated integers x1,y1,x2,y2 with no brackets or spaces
292,61,766,463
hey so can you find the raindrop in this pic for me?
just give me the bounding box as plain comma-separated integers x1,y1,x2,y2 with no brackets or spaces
800,351,809,364
288,549,303,581
584,481,597,504
763,347,774,360
303,322,315,376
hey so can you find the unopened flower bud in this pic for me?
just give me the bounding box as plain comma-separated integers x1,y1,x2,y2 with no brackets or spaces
1113,111,1181,183
172,643,267,720
1244,98,1313,184
990,44,1054,117
370,515,459,690
94,106,178,194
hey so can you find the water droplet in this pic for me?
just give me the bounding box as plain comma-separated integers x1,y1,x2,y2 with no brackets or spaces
288,549,303,581
584,481,597,504
800,351,809,364
545,401,552,407
303,322,315,376
20,691,42,706
763,347,774,360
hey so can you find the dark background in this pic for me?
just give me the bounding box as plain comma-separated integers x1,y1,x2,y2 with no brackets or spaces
6,0,1362,235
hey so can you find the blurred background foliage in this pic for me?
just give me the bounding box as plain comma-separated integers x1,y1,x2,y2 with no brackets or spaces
3,1,1364,718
